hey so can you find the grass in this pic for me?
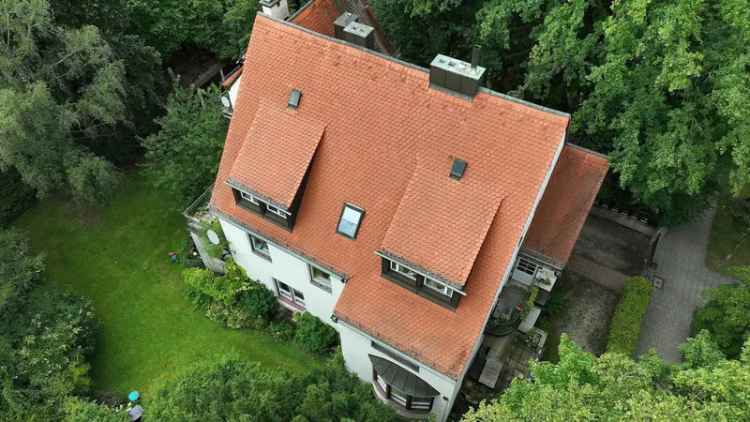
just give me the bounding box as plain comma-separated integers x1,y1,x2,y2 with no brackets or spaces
15,173,316,395
706,194,750,276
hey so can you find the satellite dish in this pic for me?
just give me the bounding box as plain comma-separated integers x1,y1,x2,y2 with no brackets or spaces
221,95,232,108
206,229,221,245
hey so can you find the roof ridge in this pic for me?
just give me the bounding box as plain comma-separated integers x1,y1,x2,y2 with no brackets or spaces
256,13,571,120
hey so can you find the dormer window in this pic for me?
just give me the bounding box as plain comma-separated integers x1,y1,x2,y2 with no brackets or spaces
389,261,417,280
233,188,293,228
424,278,453,298
241,191,261,206
337,203,364,239
380,256,461,308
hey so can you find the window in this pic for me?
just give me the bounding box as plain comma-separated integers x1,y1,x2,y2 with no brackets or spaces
266,203,288,219
389,261,417,280
234,188,292,228
309,265,332,292
337,204,364,239
241,191,260,205
249,234,271,260
372,370,435,413
516,257,538,276
274,279,305,310
424,278,453,298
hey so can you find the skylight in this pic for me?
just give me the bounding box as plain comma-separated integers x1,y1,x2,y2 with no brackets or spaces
337,204,364,239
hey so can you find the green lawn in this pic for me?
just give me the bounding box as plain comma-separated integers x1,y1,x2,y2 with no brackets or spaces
15,173,315,395
706,194,750,276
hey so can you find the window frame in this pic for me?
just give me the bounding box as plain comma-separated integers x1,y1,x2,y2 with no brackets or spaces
372,368,435,413
423,277,453,298
336,203,365,239
308,264,332,293
274,279,305,310
249,233,271,260
389,260,417,280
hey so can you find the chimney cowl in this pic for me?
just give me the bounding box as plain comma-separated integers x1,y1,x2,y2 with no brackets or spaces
343,21,375,49
260,0,289,20
429,54,486,98
334,12,359,40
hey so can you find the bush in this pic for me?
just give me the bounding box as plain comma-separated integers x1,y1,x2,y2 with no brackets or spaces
293,312,339,355
182,260,279,329
147,353,401,422
692,267,750,359
606,276,653,355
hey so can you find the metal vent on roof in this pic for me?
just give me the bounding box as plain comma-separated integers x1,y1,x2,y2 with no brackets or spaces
450,159,467,180
288,89,302,109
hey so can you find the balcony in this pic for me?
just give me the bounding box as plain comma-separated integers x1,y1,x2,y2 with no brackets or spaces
183,187,228,273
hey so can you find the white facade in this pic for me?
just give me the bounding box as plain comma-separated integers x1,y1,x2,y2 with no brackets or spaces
339,322,460,421
219,217,343,329
219,215,454,420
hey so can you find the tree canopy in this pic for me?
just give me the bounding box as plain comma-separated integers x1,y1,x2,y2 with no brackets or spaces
462,333,750,421
142,84,228,202
374,0,750,224
0,0,133,202
148,353,402,421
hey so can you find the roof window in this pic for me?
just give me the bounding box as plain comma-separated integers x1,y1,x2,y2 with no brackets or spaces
337,203,364,239
450,158,467,180
288,89,302,109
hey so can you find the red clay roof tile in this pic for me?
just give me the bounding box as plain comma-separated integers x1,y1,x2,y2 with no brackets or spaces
380,160,504,288
227,99,325,209
211,15,569,378
524,144,609,267
290,0,340,37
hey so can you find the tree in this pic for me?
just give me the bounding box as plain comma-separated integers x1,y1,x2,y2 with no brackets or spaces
142,84,228,202
693,266,750,359
0,229,44,325
461,333,750,421
147,353,401,421
0,229,97,421
127,0,259,59
0,0,130,203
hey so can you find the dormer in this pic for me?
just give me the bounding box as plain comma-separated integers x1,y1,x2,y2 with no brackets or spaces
377,160,503,308
226,97,325,230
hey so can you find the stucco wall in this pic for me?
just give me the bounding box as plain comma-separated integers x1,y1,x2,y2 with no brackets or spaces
219,217,343,329
339,323,459,422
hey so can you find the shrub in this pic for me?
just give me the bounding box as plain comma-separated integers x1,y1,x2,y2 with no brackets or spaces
268,320,296,342
692,267,750,358
606,276,653,355
0,169,35,227
293,312,339,355
240,284,278,321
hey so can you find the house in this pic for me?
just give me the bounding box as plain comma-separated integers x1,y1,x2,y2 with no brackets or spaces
202,2,609,420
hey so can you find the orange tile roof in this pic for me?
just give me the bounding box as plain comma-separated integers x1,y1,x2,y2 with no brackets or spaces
290,0,340,37
524,144,609,267
227,99,325,208
211,15,569,378
380,160,504,288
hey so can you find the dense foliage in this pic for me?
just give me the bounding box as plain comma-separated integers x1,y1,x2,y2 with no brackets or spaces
147,353,402,421
293,312,340,355
693,266,750,359
184,260,279,328
0,230,99,421
606,276,653,355
0,169,36,227
374,0,750,224
143,84,229,202
128,0,259,59
462,332,750,421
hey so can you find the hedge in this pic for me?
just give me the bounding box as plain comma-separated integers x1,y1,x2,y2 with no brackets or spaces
606,276,654,355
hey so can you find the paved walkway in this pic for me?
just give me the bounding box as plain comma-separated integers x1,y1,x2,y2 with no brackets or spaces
636,208,737,362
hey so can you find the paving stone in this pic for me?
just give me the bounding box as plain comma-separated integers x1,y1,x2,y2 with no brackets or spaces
636,208,737,362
